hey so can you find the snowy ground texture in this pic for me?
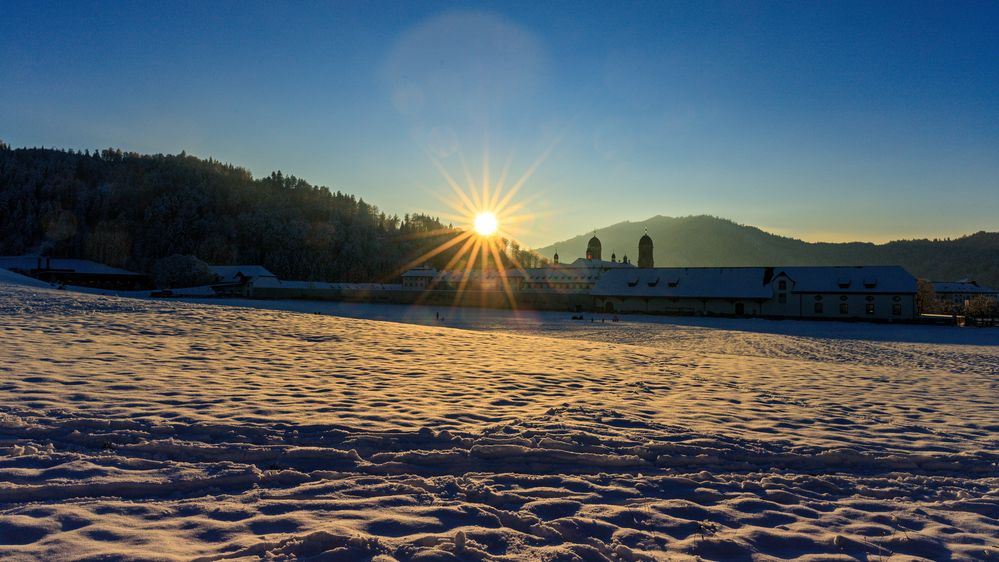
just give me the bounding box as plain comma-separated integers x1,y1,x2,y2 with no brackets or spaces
1,282,998,561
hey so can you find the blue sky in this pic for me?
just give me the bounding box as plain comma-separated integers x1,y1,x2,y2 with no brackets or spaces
2,1,997,247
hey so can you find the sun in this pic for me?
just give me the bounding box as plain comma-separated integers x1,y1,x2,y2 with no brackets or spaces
395,135,560,310
474,212,498,236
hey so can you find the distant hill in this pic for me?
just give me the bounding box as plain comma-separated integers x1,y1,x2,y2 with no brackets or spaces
0,146,468,282
536,215,999,288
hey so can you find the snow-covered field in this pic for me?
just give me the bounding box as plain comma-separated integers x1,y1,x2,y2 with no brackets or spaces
1,282,997,561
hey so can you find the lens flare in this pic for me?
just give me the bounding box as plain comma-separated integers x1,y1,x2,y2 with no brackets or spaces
395,135,562,309
474,212,498,236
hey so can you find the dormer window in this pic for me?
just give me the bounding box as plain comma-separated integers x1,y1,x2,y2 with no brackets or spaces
837,278,852,289
863,278,877,288
627,277,639,287
647,277,660,287
667,279,679,288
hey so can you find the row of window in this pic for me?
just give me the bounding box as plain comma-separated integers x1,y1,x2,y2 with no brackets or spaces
523,282,591,290
813,302,903,315
527,276,596,281
779,293,905,306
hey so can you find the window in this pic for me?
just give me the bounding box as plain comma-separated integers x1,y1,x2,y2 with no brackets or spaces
866,303,875,315
778,293,787,304
840,302,849,314
778,280,787,290
892,303,902,316
814,302,823,313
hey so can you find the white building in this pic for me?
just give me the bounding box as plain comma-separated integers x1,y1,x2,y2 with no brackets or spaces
591,265,917,320
400,232,920,321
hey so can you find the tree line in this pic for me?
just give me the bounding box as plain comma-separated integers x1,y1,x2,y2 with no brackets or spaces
0,145,539,283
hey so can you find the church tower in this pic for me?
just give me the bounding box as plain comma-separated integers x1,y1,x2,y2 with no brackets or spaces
553,249,559,264
586,233,602,261
638,229,654,268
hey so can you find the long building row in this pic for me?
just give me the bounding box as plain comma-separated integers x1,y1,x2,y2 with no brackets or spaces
402,233,920,321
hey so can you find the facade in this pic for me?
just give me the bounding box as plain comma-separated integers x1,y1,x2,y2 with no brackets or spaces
587,235,916,321
593,265,917,320
401,232,920,321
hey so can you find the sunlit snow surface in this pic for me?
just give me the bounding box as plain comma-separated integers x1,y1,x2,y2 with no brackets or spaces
1,283,997,561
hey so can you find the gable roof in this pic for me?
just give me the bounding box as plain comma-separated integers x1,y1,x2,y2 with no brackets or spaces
593,265,918,299
401,267,439,278
0,256,138,275
775,266,916,294
592,267,772,299
932,281,998,295
208,265,276,283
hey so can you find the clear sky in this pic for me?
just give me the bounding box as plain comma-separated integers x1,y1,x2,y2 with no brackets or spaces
2,1,997,247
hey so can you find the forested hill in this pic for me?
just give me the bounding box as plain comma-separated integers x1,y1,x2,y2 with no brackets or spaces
537,215,999,288
0,145,471,282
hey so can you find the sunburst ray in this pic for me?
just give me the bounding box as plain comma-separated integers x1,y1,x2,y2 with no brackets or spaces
403,136,559,310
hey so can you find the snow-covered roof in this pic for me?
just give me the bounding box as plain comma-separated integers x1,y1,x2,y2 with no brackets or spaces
521,266,601,282
593,265,918,299
402,268,438,278
932,281,998,295
593,267,772,299
0,256,139,275
776,266,916,294
277,280,402,291
209,265,276,283
565,258,635,269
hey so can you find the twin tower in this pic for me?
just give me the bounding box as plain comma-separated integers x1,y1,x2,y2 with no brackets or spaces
580,231,654,268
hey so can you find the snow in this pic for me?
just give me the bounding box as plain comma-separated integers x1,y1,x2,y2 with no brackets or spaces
933,281,999,295
592,266,917,299
1,280,997,560
0,268,53,289
776,266,916,294
207,265,277,283
174,295,999,347
594,268,773,299
0,256,138,276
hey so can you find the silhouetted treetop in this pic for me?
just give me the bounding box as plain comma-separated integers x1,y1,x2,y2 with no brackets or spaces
0,147,468,282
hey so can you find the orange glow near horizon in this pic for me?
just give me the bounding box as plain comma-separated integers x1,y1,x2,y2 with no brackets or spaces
395,138,560,308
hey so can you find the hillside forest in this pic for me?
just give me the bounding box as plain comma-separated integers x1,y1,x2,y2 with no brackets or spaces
0,145,542,282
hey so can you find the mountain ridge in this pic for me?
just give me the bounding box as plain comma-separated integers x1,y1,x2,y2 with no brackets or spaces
536,215,999,288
